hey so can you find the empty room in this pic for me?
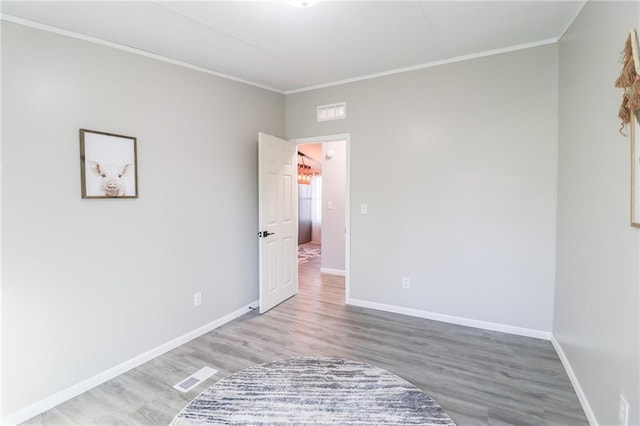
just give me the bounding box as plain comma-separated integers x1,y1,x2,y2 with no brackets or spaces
1,1,639,425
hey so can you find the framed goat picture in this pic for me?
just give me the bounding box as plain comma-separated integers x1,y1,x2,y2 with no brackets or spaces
632,113,640,227
79,129,138,199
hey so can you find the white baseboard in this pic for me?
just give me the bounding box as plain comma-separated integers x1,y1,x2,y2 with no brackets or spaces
320,268,345,276
347,298,552,340
550,334,598,425
1,300,258,426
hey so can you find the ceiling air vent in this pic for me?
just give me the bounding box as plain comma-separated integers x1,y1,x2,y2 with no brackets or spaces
317,102,346,122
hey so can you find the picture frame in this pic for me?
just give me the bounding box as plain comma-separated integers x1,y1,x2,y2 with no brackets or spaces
632,112,640,227
79,129,138,199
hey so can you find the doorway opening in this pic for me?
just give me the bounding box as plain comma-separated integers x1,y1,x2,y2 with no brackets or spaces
294,134,350,304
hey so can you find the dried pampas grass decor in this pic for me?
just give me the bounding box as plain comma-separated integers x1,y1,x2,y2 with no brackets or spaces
616,29,640,133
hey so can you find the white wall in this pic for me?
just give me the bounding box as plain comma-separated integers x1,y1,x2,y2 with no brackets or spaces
1,22,284,418
321,141,346,273
555,2,640,425
286,44,559,334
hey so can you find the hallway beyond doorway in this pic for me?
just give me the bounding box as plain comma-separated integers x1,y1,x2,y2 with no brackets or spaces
298,242,320,265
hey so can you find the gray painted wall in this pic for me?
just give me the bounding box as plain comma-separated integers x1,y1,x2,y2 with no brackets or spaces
286,45,559,333
1,22,284,416
321,141,346,272
555,2,640,425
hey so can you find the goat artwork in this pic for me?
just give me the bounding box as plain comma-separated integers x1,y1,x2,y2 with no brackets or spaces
88,161,133,197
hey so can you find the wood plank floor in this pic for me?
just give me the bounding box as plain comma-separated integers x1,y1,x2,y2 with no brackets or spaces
23,257,588,425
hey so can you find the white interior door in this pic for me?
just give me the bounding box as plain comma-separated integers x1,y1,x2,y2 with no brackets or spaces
258,132,298,313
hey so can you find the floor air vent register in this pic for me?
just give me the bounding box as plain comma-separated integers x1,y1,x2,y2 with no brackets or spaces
173,366,218,393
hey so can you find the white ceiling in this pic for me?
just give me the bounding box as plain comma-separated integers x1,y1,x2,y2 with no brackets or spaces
0,1,585,94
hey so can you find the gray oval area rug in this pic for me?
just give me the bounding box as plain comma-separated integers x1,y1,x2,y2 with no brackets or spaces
170,357,456,425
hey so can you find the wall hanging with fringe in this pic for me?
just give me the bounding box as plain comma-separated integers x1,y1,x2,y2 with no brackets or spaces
616,29,640,132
